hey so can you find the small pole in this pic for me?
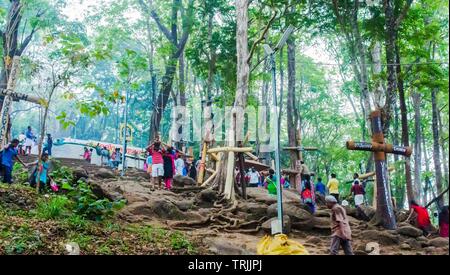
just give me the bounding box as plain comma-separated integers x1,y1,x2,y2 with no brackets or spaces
121,89,129,177
270,52,284,234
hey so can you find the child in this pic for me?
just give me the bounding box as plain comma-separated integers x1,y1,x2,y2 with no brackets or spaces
82,147,90,162
264,169,277,197
146,153,153,176
30,153,52,192
162,149,175,190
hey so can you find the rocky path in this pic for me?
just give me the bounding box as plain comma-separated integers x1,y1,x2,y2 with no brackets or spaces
20,155,450,255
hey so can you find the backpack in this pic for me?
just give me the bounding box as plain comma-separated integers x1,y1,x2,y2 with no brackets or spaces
302,189,313,204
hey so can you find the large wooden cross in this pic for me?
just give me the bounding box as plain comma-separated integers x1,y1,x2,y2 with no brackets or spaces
283,129,319,190
346,110,412,229
0,56,45,148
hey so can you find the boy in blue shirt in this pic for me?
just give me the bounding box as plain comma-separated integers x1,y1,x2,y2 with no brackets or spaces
315,177,327,197
1,139,29,183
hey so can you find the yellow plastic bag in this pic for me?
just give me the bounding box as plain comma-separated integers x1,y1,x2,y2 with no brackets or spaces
257,234,309,255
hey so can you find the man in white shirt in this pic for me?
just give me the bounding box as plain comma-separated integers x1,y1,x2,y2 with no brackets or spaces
247,167,260,187
175,155,185,176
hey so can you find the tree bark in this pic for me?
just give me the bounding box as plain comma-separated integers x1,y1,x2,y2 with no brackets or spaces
431,87,444,207
412,91,422,202
438,107,449,188
396,44,414,204
287,37,298,169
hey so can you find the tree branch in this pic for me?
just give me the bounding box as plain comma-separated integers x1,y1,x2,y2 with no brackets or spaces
139,0,175,45
395,0,413,30
247,11,278,64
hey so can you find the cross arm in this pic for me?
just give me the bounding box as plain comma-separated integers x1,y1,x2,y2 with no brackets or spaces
346,140,412,157
283,146,319,152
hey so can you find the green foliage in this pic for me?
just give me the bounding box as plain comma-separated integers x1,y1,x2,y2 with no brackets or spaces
170,231,195,253
35,196,70,220
62,180,125,221
3,225,44,255
49,165,74,186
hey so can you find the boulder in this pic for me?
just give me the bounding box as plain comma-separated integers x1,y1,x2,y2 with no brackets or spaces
172,200,195,211
195,189,218,207
123,198,186,220
246,188,301,205
406,238,422,249
204,238,251,255
73,166,89,181
396,226,423,238
314,209,331,218
291,220,315,231
173,175,197,187
261,216,291,234
306,236,321,243
361,230,400,245
238,202,268,220
267,202,312,222
400,243,411,250
89,181,124,201
428,237,449,248
312,217,331,230
95,168,116,179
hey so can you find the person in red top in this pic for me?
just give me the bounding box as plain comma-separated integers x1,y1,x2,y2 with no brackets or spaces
146,136,166,190
439,206,449,238
406,200,433,237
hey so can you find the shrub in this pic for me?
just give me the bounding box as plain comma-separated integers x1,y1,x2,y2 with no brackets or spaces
35,196,70,220
62,180,125,221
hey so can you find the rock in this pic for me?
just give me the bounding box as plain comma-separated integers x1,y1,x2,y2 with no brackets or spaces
361,230,400,245
204,238,252,255
173,175,197,187
406,238,422,249
428,237,449,248
267,203,312,222
314,209,331,218
89,181,124,201
396,226,423,238
306,236,321,243
124,198,186,220
312,217,330,230
172,200,194,211
73,166,89,181
354,250,368,255
197,189,217,203
417,236,428,242
95,168,116,179
238,202,267,220
291,220,315,231
246,188,301,205
425,246,436,253
261,216,291,234
343,206,357,217
400,243,411,250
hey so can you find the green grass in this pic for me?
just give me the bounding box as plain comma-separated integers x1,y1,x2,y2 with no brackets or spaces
34,196,71,220
3,225,44,255
170,231,195,253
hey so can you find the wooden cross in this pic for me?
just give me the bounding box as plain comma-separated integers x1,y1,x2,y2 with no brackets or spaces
0,56,45,148
283,129,319,190
346,110,412,229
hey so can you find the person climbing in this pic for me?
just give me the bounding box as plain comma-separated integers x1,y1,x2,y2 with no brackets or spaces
175,154,185,176
162,148,175,190
283,175,290,189
110,148,120,169
327,173,340,203
301,177,315,214
18,132,26,155
315,177,327,197
100,146,110,166
325,195,354,255
88,148,93,163
29,153,52,191
188,159,197,181
406,200,433,237
43,133,53,156
146,137,165,190
145,152,153,176
438,206,449,238
264,169,277,197
24,126,35,155
82,147,90,162
247,167,260,188
350,173,365,207
1,139,29,184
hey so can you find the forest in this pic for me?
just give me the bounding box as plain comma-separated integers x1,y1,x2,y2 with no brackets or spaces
0,0,448,256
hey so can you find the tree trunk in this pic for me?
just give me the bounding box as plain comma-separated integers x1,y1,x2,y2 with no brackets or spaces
382,0,397,134
412,91,422,202
287,37,297,169
431,87,444,207
438,108,449,188
396,44,414,203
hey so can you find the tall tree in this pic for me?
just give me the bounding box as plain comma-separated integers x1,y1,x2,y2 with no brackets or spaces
139,0,194,141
